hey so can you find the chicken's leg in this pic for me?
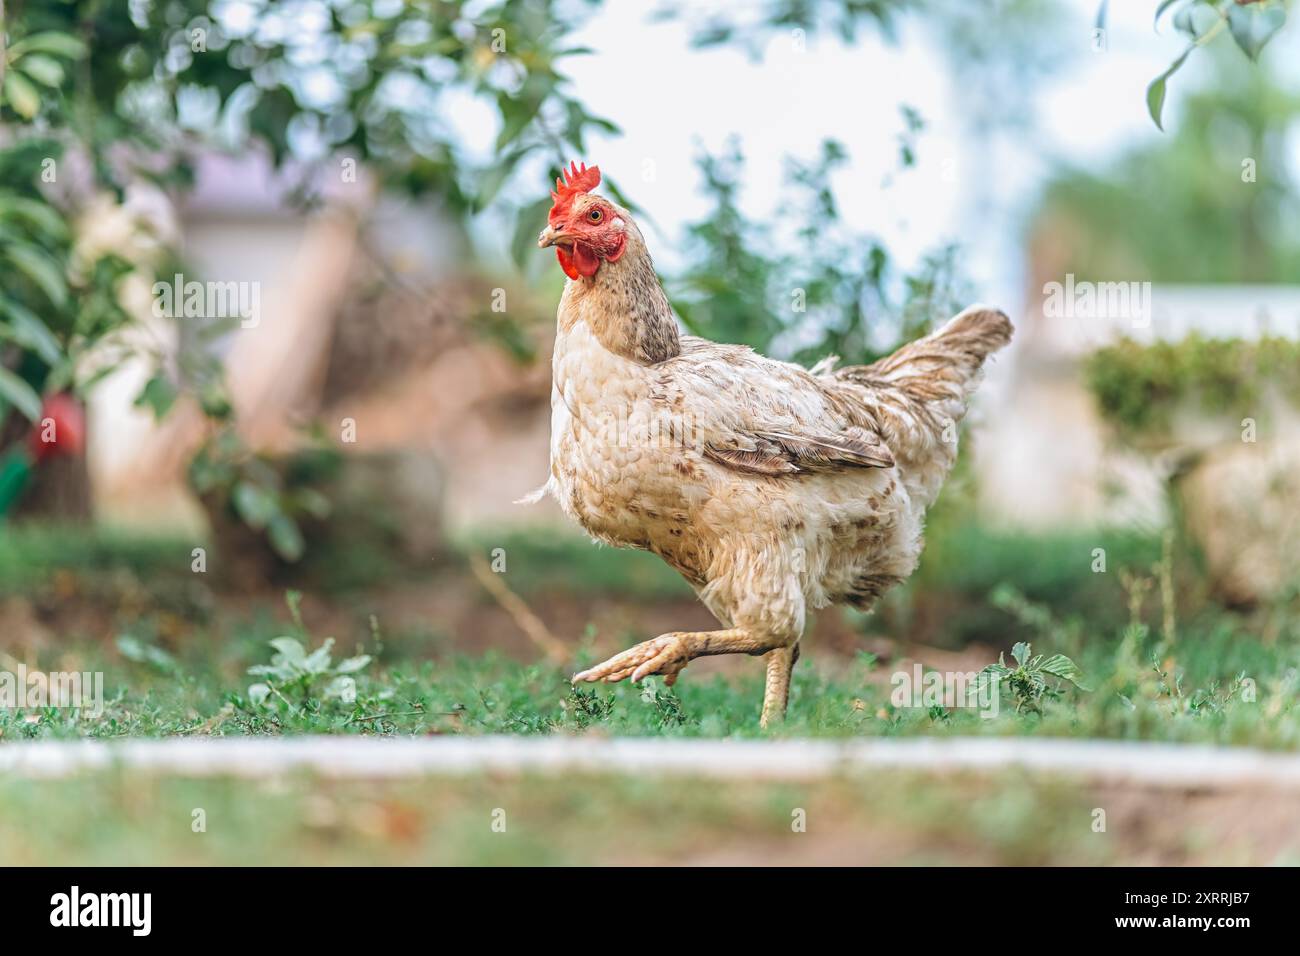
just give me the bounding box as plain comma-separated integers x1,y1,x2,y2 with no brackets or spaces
760,643,799,728
572,628,795,726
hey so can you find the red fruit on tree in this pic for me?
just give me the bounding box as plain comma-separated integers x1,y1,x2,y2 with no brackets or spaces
30,394,86,463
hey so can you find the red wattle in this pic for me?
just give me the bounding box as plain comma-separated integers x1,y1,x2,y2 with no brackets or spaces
572,242,601,277
556,247,579,280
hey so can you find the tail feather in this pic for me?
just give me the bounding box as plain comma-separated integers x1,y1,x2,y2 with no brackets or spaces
860,304,1013,400
831,305,1013,504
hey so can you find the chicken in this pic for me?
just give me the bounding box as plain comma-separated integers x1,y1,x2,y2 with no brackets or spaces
533,162,1012,726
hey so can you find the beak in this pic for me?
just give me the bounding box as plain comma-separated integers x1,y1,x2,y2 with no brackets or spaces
538,224,569,249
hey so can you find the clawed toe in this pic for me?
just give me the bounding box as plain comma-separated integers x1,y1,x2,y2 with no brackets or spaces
572,634,690,686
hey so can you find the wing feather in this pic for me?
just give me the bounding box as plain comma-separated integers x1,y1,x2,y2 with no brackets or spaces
705,428,893,477
658,338,896,479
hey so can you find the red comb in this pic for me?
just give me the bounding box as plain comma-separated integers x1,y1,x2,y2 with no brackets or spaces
549,161,601,223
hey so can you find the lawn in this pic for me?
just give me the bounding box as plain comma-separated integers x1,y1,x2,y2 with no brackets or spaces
3,521,1299,866
2,619,1296,746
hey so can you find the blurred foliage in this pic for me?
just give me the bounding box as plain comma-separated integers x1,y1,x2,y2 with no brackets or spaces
459,525,691,602
1034,49,1300,283
931,0,1071,134
1,0,615,416
189,427,341,562
0,522,197,597
655,0,919,53
6,0,613,203
0,0,614,536
905,519,1164,644
1132,0,1290,129
657,0,1095,137
1085,334,1300,437
671,137,970,366
0,91,137,430
661,0,1288,133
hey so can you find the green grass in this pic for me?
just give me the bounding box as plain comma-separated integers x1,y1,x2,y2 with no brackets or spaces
457,525,692,600
2,520,1297,746
0,523,195,594
3,596,1297,747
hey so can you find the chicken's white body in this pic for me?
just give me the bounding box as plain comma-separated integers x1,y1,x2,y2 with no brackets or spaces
548,316,928,647
535,186,1012,724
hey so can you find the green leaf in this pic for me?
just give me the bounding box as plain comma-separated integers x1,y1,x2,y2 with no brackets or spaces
1011,642,1031,668
0,193,70,240
3,71,42,119
267,512,305,561
0,297,63,365
0,367,42,421
334,655,372,674
5,244,68,308
116,635,178,672
231,480,278,530
1171,2,1217,39
197,380,234,420
134,374,178,419
1154,0,1182,30
303,638,336,674
18,55,65,88
494,90,545,152
246,664,287,678
1039,654,1089,689
1146,46,1192,131
0,451,34,516
475,145,533,213
511,197,552,268
247,683,272,707
290,487,331,520
7,32,89,60
268,637,308,664
1227,1,1287,60
322,675,356,700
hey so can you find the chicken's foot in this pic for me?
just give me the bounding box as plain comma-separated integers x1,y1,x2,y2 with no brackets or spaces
572,628,769,685
572,629,797,727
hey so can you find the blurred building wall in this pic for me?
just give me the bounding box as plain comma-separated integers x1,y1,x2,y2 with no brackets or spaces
974,284,1300,530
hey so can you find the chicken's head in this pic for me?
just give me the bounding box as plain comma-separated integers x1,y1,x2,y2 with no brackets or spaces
538,162,627,280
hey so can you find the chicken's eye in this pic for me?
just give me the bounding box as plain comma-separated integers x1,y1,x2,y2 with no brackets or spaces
587,208,603,223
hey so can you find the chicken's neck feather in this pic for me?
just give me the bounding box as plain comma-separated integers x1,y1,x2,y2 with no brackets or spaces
558,229,681,365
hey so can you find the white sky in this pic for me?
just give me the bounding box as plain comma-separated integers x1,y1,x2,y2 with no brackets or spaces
453,1,1297,316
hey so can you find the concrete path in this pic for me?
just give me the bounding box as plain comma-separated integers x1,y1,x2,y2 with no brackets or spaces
3,735,1300,789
